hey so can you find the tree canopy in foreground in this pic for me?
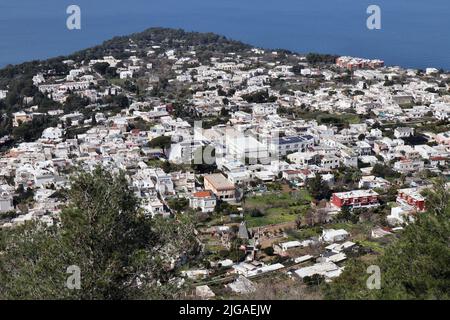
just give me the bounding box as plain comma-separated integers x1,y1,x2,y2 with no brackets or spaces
0,167,199,299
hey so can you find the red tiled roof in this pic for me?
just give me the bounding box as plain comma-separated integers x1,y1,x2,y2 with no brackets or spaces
284,170,301,174
430,156,446,161
193,190,213,198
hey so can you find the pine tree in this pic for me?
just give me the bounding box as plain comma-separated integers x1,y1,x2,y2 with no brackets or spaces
307,174,330,201
0,167,198,299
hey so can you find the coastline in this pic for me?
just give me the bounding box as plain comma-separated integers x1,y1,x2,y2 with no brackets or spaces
0,27,448,72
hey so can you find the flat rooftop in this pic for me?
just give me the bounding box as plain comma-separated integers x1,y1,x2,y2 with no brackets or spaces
277,135,314,145
333,189,379,199
204,173,235,191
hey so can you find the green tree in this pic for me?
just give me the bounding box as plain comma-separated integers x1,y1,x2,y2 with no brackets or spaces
336,206,358,223
92,62,110,75
0,167,198,299
148,135,172,153
167,197,189,213
307,174,330,201
260,246,273,257
91,113,97,125
371,163,400,179
220,107,229,117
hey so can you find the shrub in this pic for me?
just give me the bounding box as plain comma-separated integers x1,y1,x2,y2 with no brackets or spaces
263,247,275,256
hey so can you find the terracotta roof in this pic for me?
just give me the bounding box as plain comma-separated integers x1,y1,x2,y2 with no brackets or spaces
430,156,447,161
284,170,301,174
193,190,213,198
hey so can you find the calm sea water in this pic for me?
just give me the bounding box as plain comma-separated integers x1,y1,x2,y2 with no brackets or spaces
0,0,449,69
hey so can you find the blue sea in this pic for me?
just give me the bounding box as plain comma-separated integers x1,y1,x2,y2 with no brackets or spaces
0,0,449,70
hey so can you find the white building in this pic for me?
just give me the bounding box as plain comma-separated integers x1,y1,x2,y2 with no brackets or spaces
153,169,175,195
41,127,64,140
320,229,349,243
394,127,414,138
147,198,168,217
252,103,278,116
190,190,216,213
294,262,342,280
393,159,424,173
320,155,340,170
120,70,133,79
269,135,314,156
0,187,14,212
287,151,320,165
358,175,390,189
169,140,204,164
225,131,270,163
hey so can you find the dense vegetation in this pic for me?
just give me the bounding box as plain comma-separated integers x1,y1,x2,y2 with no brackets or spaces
0,167,199,299
306,53,339,65
67,28,251,65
